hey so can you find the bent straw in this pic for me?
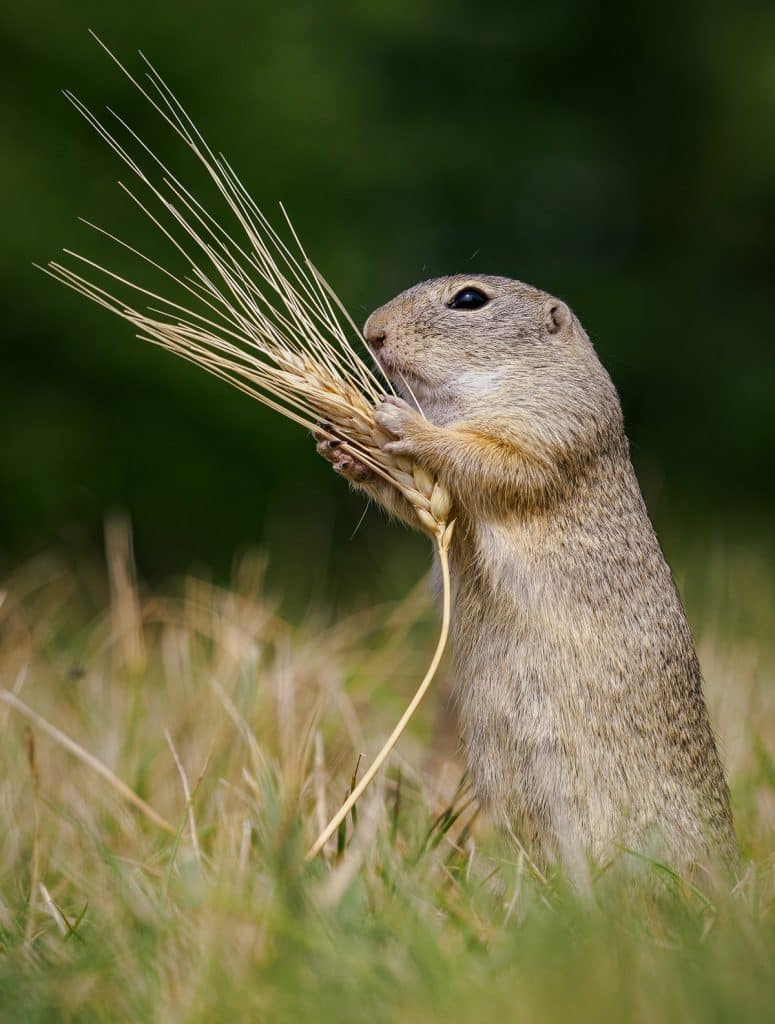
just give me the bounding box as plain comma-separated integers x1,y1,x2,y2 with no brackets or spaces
305,520,454,859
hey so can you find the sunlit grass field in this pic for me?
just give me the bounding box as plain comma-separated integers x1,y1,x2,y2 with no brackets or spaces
1,522,774,1022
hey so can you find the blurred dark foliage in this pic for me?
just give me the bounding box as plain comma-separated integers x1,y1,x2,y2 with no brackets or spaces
1,1,773,593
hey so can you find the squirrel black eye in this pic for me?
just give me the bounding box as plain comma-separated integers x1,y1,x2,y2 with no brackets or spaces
447,287,489,311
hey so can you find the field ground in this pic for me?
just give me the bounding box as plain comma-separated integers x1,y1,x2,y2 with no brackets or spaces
1,523,774,1022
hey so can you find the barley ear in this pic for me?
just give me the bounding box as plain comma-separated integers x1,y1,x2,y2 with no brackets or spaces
35,37,459,864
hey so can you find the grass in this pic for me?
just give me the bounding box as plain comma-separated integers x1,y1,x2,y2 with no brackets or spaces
1,522,774,1023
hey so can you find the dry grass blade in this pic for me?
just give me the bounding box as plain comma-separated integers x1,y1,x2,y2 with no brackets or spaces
0,689,175,835
164,729,203,865
40,36,457,860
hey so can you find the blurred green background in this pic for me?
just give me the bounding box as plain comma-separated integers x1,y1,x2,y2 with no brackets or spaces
2,1,773,598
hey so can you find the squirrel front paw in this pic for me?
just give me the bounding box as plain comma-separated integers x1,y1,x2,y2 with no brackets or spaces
374,396,425,457
314,422,374,483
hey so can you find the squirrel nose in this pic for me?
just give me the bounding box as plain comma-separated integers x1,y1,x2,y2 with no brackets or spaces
363,316,387,350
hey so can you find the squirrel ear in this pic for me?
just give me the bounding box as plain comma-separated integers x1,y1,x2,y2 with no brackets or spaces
544,299,572,336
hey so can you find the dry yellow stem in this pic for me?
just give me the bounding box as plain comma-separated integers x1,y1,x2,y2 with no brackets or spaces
305,517,454,860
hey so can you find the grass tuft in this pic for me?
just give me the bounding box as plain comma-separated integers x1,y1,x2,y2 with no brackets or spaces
0,531,774,1021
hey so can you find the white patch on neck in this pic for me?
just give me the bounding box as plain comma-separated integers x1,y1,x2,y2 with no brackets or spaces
454,367,511,399
395,367,510,425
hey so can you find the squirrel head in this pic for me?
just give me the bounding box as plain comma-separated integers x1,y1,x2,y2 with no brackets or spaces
363,274,624,456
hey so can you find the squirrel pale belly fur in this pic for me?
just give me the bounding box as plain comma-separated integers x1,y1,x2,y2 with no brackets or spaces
317,274,736,878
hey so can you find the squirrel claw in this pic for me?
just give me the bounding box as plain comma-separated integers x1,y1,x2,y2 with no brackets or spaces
331,450,373,482
314,422,373,482
375,396,420,438
383,439,413,456
375,397,423,458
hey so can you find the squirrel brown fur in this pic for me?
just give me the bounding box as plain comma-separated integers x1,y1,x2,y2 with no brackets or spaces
316,274,736,880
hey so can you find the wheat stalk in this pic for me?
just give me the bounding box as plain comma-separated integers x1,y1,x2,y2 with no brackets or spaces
39,34,455,860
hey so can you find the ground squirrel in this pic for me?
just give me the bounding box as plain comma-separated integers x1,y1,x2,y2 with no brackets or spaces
316,274,736,880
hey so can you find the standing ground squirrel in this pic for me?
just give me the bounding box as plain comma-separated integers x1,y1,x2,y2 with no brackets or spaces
316,274,736,880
